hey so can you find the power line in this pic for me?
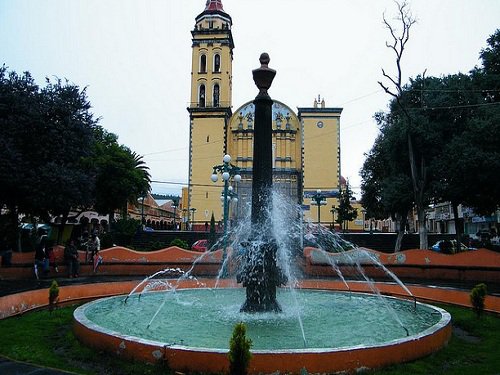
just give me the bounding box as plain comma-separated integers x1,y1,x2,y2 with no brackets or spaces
339,89,384,106
143,138,224,157
410,101,500,111
413,88,500,93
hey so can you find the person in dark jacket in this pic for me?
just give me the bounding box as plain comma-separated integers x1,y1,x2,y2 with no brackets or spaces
34,231,49,279
64,239,80,278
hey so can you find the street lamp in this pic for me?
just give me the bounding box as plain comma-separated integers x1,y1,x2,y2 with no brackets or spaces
220,186,239,229
310,189,327,226
182,208,188,230
190,208,197,231
139,195,146,231
211,154,241,265
330,205,336,231
171,203,177,230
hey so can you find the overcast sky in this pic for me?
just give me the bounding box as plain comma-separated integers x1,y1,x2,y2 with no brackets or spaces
1,0,499,197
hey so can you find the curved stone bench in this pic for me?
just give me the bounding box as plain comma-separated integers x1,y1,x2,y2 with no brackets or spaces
304,247,500,284
0,246,223,280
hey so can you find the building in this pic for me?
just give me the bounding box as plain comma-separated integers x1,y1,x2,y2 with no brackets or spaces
186,0,343,228
127,193,178,230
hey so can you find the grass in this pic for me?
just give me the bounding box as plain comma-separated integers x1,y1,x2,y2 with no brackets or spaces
369,304,500,375
0,303,498,374
0,305,169,375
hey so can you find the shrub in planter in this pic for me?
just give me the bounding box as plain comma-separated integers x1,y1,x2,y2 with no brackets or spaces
49,280,59,312
470,283,487,317
228,322,252,375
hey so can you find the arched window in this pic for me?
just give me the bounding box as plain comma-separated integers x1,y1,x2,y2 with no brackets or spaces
213,54,221,72
200,54,207,73
213,84,220,107
199,84,205,107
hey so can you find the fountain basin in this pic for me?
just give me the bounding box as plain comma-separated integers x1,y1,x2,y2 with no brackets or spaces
73,283,451,374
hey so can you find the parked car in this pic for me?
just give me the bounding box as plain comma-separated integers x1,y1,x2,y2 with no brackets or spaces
430,240,476,254
191,239,208,252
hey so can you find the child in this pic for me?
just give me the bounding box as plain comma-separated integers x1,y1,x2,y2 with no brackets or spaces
45,245,59,273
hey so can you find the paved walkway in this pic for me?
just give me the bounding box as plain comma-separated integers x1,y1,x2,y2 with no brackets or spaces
0,356,76,375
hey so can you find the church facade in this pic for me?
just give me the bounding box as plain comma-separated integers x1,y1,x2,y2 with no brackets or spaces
185,0,342,228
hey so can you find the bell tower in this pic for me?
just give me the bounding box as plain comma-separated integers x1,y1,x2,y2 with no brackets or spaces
187,0,234,228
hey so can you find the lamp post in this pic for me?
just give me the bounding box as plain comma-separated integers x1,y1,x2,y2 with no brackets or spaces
140,195,145,231
171,204,177,230
220,186,239,230
310,189,327,226
211,154,241,267
190,208,197,231
330,205,336,231
182,208,188,230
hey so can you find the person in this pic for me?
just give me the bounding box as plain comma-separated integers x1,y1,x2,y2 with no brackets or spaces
88,232,101,271
79,231,90,262
45,244,59,273
205,221,209,232
64,239,80,278
1,234,12,266
34,230,49,280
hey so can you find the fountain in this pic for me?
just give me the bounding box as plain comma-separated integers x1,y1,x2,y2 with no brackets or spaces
237,52,287,313
73,54,452,374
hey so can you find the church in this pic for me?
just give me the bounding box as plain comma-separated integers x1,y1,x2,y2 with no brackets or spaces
184,0,343,228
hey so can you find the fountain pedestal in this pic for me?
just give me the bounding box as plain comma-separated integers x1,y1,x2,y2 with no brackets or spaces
238,53,286,313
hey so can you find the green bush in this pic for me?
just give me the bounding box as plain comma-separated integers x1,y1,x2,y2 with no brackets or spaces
169,238,189,249
470,283,487,317
48,280,59,312
148,241,168,251
100,232,114,249
99,218,140,248
228,322,252,375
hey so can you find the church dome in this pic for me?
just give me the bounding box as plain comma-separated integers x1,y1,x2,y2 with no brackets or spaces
230,100,300,131
196,0,232,24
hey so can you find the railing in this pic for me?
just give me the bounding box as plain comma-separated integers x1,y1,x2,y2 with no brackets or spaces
188,101,231,108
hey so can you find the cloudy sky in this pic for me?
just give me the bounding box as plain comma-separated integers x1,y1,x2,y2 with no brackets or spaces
1,0,499,197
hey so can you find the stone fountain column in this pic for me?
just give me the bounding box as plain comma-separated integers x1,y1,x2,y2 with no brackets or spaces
239,53,286,313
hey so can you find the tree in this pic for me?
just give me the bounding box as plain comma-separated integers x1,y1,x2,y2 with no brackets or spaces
92,129,151,228
462,29,500,213
0,69,98,246
479,29,500,78
36,78,98,243
0,67,41,247
420,73,481,245
0,67,152,246
365,28,500,248
361,111,413,251
378,1,432,249
360,134,387,221
336,181,357,233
